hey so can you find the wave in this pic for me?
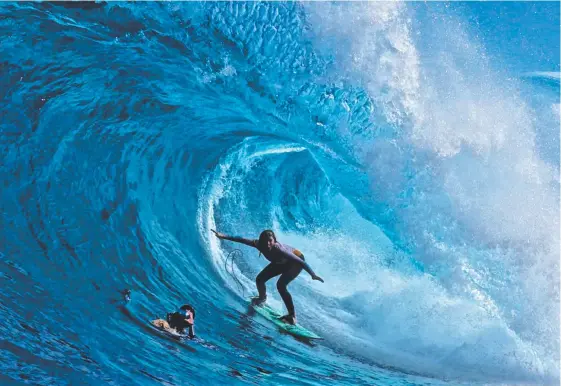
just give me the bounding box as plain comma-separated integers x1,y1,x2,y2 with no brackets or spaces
0,2,558,385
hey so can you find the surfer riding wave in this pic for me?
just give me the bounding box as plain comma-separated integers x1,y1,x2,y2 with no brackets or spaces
211,229,324,325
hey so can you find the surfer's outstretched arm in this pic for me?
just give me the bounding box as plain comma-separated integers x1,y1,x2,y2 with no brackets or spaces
211,229,257,248
273,245,324,283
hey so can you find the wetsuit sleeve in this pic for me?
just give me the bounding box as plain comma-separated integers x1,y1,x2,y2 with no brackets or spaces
222,235,258,248
273,245,316,277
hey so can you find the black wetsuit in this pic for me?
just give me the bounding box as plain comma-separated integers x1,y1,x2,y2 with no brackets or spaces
257,264,301,315
254,242,317,317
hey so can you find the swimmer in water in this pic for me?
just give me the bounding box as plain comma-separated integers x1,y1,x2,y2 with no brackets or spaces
152,304,196,338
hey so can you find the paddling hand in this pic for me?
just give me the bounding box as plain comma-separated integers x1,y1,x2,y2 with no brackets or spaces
211,229,226,239
312,274,324,283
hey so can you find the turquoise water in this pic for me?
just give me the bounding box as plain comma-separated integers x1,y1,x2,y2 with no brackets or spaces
0,2,559,385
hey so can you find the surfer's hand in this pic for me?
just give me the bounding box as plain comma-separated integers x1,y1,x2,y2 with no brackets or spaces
312,274,324,283
211,229,225,239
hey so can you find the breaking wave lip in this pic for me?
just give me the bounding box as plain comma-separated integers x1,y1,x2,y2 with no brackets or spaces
305,1,559,381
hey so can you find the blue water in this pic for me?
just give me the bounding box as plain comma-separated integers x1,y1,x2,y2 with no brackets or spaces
1,2,559,385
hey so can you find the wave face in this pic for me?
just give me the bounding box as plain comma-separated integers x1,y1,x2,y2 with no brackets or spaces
1,2,559,385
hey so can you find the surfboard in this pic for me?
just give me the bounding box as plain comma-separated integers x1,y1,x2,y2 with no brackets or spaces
249,300,322,340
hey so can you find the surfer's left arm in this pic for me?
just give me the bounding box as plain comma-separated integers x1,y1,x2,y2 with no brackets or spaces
211,229,257,248
274,246,324,283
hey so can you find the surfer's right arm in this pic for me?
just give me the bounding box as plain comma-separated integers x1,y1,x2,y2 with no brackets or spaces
211,229,257,248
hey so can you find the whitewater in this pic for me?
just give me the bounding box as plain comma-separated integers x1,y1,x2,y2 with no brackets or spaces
0,2,559,385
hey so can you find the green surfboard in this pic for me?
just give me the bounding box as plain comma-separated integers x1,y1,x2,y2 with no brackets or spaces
250,300,322,340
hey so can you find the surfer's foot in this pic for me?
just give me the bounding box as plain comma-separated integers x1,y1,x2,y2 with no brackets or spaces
279,314,296,325
251,296,266,306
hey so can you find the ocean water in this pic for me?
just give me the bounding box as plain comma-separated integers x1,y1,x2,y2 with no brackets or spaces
0,2,559,385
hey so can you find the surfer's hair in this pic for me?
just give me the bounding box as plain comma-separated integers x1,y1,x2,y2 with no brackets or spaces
180,304,195,319
258,229,276,248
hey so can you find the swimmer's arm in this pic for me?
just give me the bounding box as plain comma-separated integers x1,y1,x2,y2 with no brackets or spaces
188,325,195,339
211,229,257,248
182,313,195,338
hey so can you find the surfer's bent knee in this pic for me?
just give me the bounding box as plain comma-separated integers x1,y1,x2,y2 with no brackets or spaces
276,280,288,293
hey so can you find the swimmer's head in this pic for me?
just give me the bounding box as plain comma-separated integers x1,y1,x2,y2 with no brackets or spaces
179,304,195,319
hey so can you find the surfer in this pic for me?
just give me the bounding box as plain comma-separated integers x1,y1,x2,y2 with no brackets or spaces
152,304,196,338
211,229,324,325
